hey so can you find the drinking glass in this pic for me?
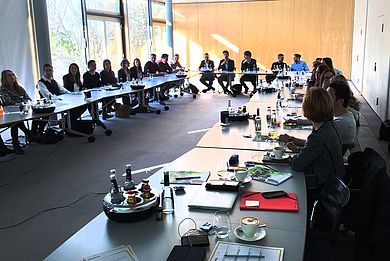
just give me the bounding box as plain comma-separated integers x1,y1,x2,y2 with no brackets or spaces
213,211,232,239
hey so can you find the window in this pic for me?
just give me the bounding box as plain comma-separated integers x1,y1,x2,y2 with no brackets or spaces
152,0,167,56
85,0,120,13
127,0,149,64
46,0,86,80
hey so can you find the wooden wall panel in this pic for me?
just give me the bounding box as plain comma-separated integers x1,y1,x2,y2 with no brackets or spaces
293,0,323,69
320,0,354,76
173,0,354,76
242,1,268,69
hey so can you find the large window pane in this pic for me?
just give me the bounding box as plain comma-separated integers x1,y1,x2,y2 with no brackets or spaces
86,0,120,14
152,1,166,21
87,18,123,72
127,0,149,64
46,0,85,81
152,23,167,56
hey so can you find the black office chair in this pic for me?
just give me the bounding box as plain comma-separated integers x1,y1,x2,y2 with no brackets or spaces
309,175,350,242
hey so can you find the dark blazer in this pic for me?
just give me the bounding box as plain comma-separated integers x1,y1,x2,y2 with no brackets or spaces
129,66,143,80
82,72,101,89
158,61,173,73
63,73,82,92
241,58,257,71
144,61,160,74
199,60,214,70
218,59,235,71
100,70,117,86
117,68,130,83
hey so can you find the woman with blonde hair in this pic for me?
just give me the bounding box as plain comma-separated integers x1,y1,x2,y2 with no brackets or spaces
0,69,32,154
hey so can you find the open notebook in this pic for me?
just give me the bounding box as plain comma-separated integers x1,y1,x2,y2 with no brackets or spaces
248,165,292,185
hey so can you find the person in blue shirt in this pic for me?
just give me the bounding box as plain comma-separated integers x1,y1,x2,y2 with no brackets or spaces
290,53,309,71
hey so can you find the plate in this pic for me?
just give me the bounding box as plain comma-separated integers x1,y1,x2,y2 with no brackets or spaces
269,153,290,160
233,175,252,183
234,226,266,242
217,171,252,183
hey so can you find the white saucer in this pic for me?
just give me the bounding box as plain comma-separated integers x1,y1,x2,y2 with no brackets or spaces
270,153,290,160
218,171,252,183
234,226,266,241
234,175,252,183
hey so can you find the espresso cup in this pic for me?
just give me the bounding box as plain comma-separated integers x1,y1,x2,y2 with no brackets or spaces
241,216,260,237
235,171,248,182
273,146,285,159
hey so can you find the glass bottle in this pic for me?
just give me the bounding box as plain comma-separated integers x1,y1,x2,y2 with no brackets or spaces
109,170,125,204
123,164,135,191
227,99,232,114
266,106,271,121
162,171,174,214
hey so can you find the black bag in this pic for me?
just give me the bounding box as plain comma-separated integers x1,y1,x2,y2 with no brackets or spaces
188,83,199,94
43,128,60,144
70,120,95,135
379,120,390,141
231,84,242,95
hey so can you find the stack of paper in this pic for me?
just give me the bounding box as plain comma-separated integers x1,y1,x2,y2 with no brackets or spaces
82,245,138,261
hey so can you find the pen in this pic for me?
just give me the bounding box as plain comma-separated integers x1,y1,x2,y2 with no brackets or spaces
224,254,264,258
175,176,201,180
242,191,261,198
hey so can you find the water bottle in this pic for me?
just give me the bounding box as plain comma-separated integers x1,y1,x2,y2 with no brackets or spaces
162,171,174,214
123,164,135,191
227,99,232,114
109,170,125,204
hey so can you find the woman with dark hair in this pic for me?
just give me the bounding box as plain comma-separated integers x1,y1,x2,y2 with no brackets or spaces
0,69,32,154
129,58,143,81
322,57,336,75
100,59,118,86
63,63,82,92
315,63,335,89
118,59,131,83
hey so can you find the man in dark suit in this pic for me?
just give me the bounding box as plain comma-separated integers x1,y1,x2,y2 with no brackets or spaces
240,50,257,95
199,53,215,93
144,54,160,75
217,50,235,95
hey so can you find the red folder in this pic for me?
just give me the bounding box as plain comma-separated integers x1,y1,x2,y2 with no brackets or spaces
240,191,299,212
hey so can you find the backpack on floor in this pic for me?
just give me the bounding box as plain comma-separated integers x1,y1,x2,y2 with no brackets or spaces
70,120,95,135
188,83,199,94
43,128,61,144
231,84,242,95
379,120,390,141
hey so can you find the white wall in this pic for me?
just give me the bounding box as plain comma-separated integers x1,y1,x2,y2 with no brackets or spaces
352,0,390,120
0,0,38,100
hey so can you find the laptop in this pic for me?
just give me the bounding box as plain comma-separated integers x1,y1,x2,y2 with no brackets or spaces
188,184,238,211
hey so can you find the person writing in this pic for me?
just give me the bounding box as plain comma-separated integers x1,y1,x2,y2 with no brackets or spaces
240,50,257,95
290,53,309,71
199,53,215,93
280,87,344,191
217,50,235,95
0,69,32,154
63,63,82,92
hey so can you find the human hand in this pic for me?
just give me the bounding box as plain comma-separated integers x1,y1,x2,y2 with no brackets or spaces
287,142,299,153
279,134,292,142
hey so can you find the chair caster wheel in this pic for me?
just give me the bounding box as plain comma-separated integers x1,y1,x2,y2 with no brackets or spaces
174,94,178,98
180,93,184,96
105,129,112,136
193,95,197,99
88,136,95,142
164,106,169,111
156,110,161,114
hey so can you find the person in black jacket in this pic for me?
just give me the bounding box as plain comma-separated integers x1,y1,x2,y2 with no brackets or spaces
199,53,215,93
100,59,117,113
118,58,131,83
63,63,82,92
158,54,173,74
240,50,257,95
271,54,289,72
130,58,143,80
144,54,160,75
217,50,235,95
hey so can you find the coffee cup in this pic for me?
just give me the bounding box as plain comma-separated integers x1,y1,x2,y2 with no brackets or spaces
84,90,92,99
220,111,229,124
240,216,260,237
272,146,285,159
235,171,248,182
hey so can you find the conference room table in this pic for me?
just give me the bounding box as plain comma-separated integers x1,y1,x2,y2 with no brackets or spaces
45,78,310,260
45,148,307,261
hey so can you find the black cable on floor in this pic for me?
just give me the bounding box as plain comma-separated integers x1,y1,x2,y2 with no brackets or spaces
0,142,62,187
0,192,107,230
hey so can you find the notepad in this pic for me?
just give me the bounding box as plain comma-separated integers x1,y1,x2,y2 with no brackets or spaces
248,165,292,185
240,191,299,212
160,170,210,185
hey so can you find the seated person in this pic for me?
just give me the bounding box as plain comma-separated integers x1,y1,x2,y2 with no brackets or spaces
280,87,344,191
327,82,356,154
240,50,257,95
321,57,336,75
36,64,87,132
290,53,309,72
63,63,82,92
315,63,335,89
217,50,235,95
199,52,215,93
100,59,117,114
118,58,131,83
170,54,184,72
271,53,289,72
158,53,173,74
130,58,144,81
0,69,32,154
144,54,160,75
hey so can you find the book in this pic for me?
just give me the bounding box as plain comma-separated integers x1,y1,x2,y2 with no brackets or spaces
160,170,210,185
247,165,292,185
82,245,138,261
240,191,299,212
209,241,284,261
